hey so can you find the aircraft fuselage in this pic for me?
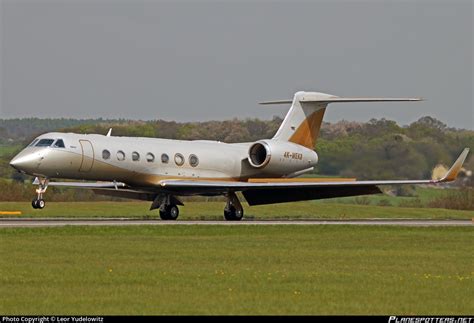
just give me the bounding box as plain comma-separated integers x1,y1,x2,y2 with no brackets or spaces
10,132,319,187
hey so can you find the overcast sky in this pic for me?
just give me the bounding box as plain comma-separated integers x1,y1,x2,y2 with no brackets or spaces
0,0,472,129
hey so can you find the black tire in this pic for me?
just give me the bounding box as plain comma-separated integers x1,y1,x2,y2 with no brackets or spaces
159,209,170,220
168,205,179,220
37,199,45,209
159,205,179,220
224,206,243,221
32,199,38,209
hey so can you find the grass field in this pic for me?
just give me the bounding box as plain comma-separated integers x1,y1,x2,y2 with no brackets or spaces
0,144,21,158
0,200,472,219
0,225,472,315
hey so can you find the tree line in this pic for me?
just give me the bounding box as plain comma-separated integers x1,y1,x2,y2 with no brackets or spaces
0,116,472,185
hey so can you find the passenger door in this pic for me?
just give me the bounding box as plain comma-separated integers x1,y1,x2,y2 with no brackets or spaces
79,140,94,172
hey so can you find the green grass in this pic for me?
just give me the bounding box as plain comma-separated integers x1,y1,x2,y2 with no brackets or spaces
0,225,472,314
0,200,472,219
0,144,22,158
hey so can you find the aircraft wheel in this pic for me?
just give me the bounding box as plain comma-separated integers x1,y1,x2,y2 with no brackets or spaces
168,205,179,220
224,206,243,221
159,209,169,220
160,205,179,220
32,199,45,209
37,199,45,209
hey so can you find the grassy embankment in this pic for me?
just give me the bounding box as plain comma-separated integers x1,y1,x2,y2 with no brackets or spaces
0,225,472,315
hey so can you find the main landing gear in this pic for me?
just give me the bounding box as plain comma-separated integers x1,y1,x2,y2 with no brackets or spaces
150,195,182,220
32,177,48,209
160,204,179,221
224,192,244,221
150,193,244,221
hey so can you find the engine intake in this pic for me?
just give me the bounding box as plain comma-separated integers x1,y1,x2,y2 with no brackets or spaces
248,142,271,168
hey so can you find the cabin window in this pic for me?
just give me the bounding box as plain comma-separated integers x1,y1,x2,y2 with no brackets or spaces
161,153,169,164
35,139,55,147
102,149,111,160
146,153,155,162
53,139,65,148
189,154,199,167
117,150,125,161
174,153,185,166
28,139,39,147
132,152,140,161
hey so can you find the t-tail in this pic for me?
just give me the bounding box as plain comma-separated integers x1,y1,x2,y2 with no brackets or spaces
260,91,422,150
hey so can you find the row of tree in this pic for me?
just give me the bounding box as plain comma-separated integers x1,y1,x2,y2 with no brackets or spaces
0,116,473,183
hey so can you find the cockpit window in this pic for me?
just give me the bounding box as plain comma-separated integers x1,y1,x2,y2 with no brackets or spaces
28,139,39,147
35,139,55,147
53,139,65,148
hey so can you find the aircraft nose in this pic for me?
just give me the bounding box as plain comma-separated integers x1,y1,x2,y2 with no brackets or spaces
9,157,18,168
9,152,41,173
9,155,27,171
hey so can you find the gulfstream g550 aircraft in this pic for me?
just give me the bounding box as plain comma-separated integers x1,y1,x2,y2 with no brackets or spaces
9,91,469,220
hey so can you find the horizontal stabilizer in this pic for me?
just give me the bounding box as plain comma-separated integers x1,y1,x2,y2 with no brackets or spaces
260,97,422,105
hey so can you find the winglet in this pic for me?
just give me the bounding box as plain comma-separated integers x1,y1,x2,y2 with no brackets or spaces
439,148,470,182
106,128,112,137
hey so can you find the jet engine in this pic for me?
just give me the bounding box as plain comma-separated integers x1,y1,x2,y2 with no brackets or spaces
247,140,318,175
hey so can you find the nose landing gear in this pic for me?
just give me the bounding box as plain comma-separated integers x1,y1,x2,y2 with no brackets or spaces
32,177,48,209
32,199,45,209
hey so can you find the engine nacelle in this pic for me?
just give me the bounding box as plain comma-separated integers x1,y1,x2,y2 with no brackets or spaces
248,140,318,175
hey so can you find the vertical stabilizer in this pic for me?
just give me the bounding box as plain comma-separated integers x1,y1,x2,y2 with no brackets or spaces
271,91,331,149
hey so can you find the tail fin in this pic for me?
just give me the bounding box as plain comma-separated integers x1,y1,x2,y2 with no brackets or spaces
261,91,421,150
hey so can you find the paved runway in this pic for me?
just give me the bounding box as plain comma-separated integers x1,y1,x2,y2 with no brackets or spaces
0,218,471,227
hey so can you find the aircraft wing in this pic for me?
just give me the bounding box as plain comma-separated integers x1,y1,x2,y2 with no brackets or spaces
159,148,469,205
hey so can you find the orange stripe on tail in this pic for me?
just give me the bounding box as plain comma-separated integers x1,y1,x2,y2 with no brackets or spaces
288,108,326,149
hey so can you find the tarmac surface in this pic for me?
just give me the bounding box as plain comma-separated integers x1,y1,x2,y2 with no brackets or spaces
0,218,471,228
